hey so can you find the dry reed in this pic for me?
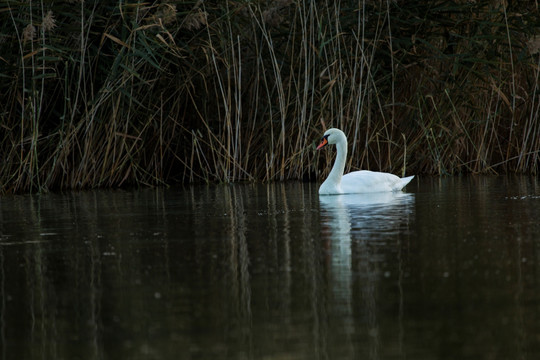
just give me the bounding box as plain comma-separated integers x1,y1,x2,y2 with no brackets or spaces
0,0,539,193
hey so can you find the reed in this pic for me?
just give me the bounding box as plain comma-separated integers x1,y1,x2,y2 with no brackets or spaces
0,0,539,193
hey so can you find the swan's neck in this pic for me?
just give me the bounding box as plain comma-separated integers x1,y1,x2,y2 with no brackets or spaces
328,139,347,183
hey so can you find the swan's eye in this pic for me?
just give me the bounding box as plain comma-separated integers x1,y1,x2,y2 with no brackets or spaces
316,134,329,150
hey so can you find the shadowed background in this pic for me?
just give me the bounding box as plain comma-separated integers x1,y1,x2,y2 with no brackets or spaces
1,0,539,193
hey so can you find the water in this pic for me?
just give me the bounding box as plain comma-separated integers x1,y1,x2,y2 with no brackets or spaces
1,176,540,359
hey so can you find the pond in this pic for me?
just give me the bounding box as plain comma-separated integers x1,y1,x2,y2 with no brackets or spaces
1,176,540,359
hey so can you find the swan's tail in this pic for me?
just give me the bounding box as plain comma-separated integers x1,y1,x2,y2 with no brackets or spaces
396,175,415,190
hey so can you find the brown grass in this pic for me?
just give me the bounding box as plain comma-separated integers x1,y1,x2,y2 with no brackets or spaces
0,0,539,193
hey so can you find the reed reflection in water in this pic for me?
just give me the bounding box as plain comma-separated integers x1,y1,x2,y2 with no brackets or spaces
1,177,540,359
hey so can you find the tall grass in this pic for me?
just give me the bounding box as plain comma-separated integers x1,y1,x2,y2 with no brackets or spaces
0,0,539,193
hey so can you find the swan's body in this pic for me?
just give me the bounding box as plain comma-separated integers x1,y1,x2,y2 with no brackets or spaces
317,128,414,195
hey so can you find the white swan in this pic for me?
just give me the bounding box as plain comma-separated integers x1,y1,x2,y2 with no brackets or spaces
316,128,414,195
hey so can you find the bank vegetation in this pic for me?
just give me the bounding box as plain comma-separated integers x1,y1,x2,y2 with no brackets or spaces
1,0,539,193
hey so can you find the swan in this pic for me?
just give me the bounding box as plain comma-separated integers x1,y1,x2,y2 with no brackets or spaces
316,128,414,195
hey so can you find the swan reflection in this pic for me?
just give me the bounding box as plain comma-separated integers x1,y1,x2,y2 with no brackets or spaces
319,192,415,234
319,191,415,358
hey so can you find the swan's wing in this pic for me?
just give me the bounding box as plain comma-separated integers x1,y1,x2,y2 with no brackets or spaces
341,170,414,193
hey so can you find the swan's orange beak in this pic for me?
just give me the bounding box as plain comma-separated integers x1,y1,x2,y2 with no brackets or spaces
316,136,328,150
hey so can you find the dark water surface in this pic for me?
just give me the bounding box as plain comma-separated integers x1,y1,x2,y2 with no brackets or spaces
1,176,540,359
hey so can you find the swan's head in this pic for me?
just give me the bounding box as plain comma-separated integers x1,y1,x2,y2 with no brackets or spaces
316,128,346,150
